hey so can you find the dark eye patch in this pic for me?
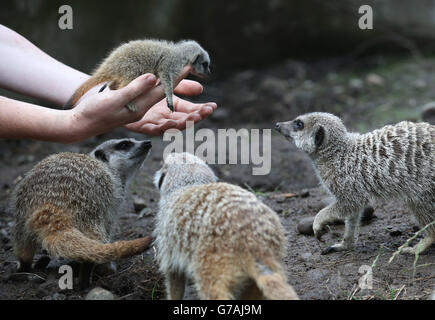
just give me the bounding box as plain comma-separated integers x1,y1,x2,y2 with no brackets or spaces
115,140,134,151
202,62,208,69
293,119,304,131
94,149,108,162
158,172,166,189
314,126,325,148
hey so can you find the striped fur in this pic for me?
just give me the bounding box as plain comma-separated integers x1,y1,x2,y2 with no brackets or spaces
276,113,434,254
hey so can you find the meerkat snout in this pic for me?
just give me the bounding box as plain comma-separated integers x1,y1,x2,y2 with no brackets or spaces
191,51,210,77
276,114,339,154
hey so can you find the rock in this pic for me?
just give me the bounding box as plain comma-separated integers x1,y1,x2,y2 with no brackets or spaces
421,102,435,124
297,217,315,235
85,287,115,300
51,293,67,300
300,252,313,262
306,268,327,281
366,73,384,86
132,196,147,212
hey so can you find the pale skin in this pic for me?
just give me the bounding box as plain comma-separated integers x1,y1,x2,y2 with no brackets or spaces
0,25,217,142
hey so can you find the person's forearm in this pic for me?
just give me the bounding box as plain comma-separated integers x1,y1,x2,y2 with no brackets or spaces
0,96,80,142
0,25,89,106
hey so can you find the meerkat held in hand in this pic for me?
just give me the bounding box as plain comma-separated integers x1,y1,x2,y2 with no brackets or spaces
153,152,298,300
12,139,153,287
276,113,434,255
64,39,210,112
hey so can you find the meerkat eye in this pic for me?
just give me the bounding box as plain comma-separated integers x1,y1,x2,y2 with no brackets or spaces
202,62,208,69
293,119,304,131
115,140,134,151
94,149,108,162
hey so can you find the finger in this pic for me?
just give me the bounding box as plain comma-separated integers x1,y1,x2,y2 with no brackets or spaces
196,104,215,118
138,120,178,136
173,97,217,114
112,74,157,107
174,79,203,96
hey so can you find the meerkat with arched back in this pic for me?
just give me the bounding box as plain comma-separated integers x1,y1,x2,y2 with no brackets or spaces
153,152,299,300
64,39,210,112
12,138,153,287
276,112,434,255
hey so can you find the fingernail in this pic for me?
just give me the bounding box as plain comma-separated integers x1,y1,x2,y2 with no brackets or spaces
204,106,213,113
144,74,156,83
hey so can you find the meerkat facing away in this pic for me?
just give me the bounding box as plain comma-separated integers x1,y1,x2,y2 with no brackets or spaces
153,152,299,300
276,113,434,255
64,39,210,112
12,138,153,287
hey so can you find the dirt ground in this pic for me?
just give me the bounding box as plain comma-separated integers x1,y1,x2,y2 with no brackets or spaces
0,55,434,300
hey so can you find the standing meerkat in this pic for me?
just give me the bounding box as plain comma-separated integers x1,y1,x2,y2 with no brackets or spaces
276,112,434,255
64,39,210,112
12,138,153,287
153,152,299,300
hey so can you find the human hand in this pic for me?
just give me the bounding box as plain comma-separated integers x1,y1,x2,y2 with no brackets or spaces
67,66,216,141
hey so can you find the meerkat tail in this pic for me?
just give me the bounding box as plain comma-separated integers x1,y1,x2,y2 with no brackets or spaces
63,73,111,109
41,228,152,264
249,262,299,300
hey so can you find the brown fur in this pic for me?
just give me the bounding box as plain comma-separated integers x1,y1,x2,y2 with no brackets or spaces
65,74,113,108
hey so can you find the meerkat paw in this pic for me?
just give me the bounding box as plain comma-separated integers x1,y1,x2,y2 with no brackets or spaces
313,221,327,242
321,242,352,255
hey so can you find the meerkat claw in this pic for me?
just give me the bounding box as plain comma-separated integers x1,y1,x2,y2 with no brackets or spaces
166,97,174,112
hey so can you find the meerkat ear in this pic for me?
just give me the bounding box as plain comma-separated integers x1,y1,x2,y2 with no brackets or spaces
314,126,325,149
94,149,108,162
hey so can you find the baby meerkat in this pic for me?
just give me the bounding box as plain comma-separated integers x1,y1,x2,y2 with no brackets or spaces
12,138,153,287
64,39,210,112
153,152,299,300
276,113,434,255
